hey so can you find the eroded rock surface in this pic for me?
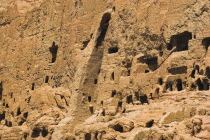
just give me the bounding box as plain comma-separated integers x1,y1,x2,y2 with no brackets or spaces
0,0,210,139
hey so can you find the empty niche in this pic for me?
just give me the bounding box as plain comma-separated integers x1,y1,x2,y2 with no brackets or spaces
202,37,210,51
95,13,111,48
167,31,192,51
108,47,118,54
85,133,91,140
111,90,116,97
49,42,58,63
45,76,49,83
196,78,204,91
126,95,133,104
31,83,35,90
176,79,183,91
140,95,149,105
168,66,187,75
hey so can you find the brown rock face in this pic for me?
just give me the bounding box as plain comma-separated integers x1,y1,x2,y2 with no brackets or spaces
0,0,210,139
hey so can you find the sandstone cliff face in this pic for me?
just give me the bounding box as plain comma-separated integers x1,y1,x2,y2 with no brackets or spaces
0,0,210,140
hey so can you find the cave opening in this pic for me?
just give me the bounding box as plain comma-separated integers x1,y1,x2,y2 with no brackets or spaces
191,69,196,78
145,70,149,73
85,133,91,140
31,128,41,138
118,101,122,108
0,111,5,121
140,95,149,105
202,37,210,51
146,119,154,128
196,78,204,91
168,66,187,75
31,83,35,90
94,79,98,84
17,107,21,116
206,67,210,79
41,128,48,137
168,31,192,51
113,124,124,133
108,47,118,54
190,83,196,91
176,79,183,91
23,112,28,119
155,88,160,98
158,78,163,85
5,120,12,127
111,90,116,97
49,42,58,63
95,13,111,48
88,96,91,102
111,72,115,81
135,92,140,101
203,79,209,90
126,95,133,104
45,76,49,83
166,82,173,91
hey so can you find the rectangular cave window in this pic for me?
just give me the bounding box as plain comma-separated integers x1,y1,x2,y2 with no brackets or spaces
168,66,187,75
108,47,118,54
